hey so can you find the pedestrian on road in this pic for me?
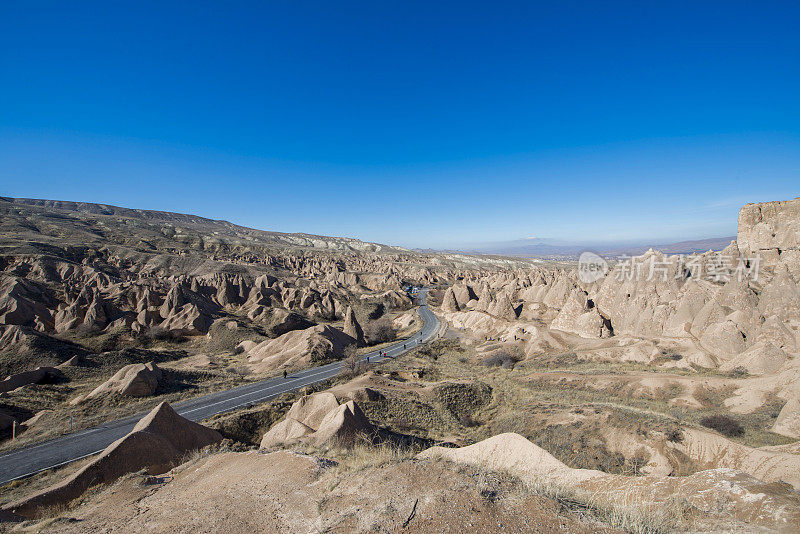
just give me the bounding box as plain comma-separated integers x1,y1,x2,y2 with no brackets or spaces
366,356,370,363
283,369,287,379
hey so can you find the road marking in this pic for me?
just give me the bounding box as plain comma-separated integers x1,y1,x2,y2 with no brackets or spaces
9,449,105,482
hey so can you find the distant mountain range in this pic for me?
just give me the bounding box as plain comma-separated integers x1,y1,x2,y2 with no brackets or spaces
414,236,736,259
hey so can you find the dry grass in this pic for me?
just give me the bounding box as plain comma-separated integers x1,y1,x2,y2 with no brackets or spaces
298,436,680,532
328,439,422,472
289,433,423,475
526,480,686,533
445,460,686,534
651,382,683,401
693,384,737,408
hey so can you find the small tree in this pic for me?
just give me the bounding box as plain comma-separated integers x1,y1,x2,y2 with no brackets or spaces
364,317,397,345
340,344,362,378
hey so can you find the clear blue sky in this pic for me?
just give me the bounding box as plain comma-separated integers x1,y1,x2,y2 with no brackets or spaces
1,1,798,248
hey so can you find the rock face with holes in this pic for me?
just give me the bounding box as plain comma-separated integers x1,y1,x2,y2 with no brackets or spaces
738,196,800,277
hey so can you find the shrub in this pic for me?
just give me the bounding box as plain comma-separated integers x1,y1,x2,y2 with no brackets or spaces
728,366,749,378
665,427,684,443
459,413,479,427
700,414,744,437
144,326,186,343
368,303,385,321
74,323,102,338
309,339,333,363
339,345,365,379
231,365,251,377
364,317,397,345
482,348,523,369
626,447,651,476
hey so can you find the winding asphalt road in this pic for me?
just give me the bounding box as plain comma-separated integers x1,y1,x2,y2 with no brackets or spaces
0,291,440,485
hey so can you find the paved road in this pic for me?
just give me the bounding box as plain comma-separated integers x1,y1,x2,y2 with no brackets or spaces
0,291,440,485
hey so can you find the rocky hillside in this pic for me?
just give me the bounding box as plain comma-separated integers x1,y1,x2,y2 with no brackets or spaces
0,197,405,254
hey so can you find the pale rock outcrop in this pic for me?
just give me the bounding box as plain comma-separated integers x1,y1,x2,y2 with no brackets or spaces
265,309,315,337
392,310,416,330
54,301,84,333
20,409,55,430
285,392,341,430
82,291,108,329
698,320,747,361
159,284,187,318
0,275,53,331
158,302,212,335
441,287,460,312
719,342,787,375
758,314,797,352
487,292,517,321
260,392,372,448
773,397,800,439
82,362,162,401
667,427,800,489
452,283,477,308
156,283,214,335
550,290,610,338
358,290,412,309
715,276,758,311
215,276,242,307
247,325,354,373
259,417,314,448
474,283,492,312
758,264,800,319
308,400,372,446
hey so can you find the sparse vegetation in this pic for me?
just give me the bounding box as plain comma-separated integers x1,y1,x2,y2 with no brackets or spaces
666,427,684,443
700,414,744,437
339,344,367,379
364,317,397,345
693,384,736,408
367,302,385,320
482,347,524,368
727,366,749,378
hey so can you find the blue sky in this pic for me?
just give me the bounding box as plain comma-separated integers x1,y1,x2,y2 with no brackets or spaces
1,1,798,248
